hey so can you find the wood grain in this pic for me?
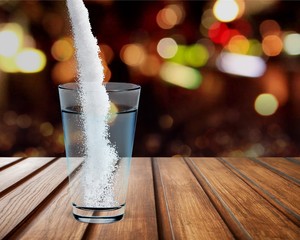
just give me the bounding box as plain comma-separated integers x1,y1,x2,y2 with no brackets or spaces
189,157,300,239
0,157,56,196
255,157,300,185
10,167,89,240
0,158,83,239
221,157,300,226
83,158,158,240
1,157,300,240
0,157,22,170
154,157,234,240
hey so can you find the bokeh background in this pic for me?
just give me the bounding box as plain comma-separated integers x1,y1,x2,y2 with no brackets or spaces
0,0,300,157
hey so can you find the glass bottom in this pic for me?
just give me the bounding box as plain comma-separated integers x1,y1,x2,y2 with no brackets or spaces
72,203,126,224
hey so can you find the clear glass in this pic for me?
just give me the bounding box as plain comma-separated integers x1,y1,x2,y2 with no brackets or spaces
58,82,140,223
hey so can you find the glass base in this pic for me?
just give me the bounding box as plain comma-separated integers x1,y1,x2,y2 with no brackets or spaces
72,203,126,224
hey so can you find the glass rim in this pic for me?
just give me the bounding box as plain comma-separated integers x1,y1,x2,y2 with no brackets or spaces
58,82,141,92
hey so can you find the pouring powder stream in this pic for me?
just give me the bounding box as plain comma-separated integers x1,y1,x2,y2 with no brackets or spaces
66,0,118,206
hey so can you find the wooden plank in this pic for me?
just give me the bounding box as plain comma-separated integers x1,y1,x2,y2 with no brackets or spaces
221,157,300,226
255,157,300,185
0,157,57,196
287,157,300,164
11,158,158,240
0,157,83,239
10,166,89,240
153,157,234,240
152,157,175,240
0,157,22,170
188,157,300,239
83,158,159,240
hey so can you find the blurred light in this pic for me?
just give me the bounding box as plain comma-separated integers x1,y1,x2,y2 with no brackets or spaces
156,4,185,29
208,22,233,45
244,0,278,15
184,44,209,67
102,62,112,82
262,35,283,56
157,8,177,29
213,0,239,22
254,93,279,116
40,122,54,137
283,33,300,55
169,4,185,24
198,38,216,57
16,48,46,73
165,43,208,67
200,9,216,36
178,144,192,156
159,114,174,129
247,39,263,56
157,7,176,29
100,44,114,64
157,38,178,59
159,62,202,89
139,54,161,77
216,52,266,77
3,111,17,126
231,19,252,37
17,114,32,128
120,43,145,67
0,56,18,73
51,37,74,61
108,102,118,123
261,64,288,106
145,134,161,154
245,143,265,156
169,45,186,65
259,19,281,37
227,35,249,54
25,147,40,157
51,59,77,84
0,23,23,57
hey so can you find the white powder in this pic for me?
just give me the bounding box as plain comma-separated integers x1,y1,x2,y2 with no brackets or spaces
66,0,118,207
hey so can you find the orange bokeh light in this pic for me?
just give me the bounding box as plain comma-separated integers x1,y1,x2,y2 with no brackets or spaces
262,35,283,56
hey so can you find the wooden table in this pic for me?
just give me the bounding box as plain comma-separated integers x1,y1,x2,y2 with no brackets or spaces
0,157,299,239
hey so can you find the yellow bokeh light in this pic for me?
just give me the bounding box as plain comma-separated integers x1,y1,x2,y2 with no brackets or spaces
51,37,74,61
120,43,145,67
40,122,54,137
227,35,249,54
16,48,46,73
0,56,18,73
157,38,178,59
262,35,283,56
108,102,118,124
213,0,239,23
0,23,23,57
254,93,279,116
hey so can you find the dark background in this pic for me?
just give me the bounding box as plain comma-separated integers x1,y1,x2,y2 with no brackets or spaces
0,0,300,157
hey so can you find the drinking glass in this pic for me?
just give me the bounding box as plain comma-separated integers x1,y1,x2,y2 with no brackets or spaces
58,82,140,223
